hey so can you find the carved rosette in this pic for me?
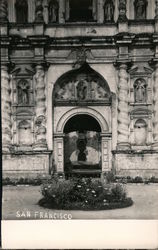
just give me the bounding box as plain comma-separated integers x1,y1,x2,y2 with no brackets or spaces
33,65,47,150
153,63,158,149
155,0,158,19
0,0,8,22
117,63,130,149
1,65,12,152
118,0,127,22
35,0,44,22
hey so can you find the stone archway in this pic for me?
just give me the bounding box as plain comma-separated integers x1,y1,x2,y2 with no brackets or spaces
52,63,112,176
54,107,112,175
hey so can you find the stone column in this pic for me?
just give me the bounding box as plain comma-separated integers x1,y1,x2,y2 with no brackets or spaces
1,65,12,152
34,0,44,22
0,0,8,22
117,63,130,150
33,64,47,150
153,62,158,149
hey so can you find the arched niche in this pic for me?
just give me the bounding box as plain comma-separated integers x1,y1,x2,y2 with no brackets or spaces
15,0,28,23
134,0,148,20
18,120,32,145
48,0,59,23
134,119,147,145
53,63,111,105
17,79,30,105
134,78,147,103
103,0,115,22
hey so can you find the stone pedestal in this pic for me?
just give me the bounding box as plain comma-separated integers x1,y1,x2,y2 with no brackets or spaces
117,63,130,150
1,65,12,153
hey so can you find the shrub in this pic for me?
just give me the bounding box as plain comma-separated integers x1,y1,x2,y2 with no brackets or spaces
39,176,133,210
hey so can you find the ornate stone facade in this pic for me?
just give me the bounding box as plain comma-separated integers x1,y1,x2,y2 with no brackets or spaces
1,0,158,178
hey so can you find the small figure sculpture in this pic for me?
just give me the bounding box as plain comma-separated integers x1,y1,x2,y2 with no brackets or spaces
134,79,147,103
18,80,29,105
104,0,114,22
15,0,28,23
134,0,147,20
77,79,88,100
49,0,58,22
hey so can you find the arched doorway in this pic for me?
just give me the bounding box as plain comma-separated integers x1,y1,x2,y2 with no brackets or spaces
52,63,112,177
64,114,102,176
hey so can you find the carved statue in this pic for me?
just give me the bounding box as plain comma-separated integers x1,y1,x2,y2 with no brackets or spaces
134,79,147,103
104,0,114,22
18,80,29,105
118,0,127,21
134,0,147,19
77,79,88,100
49,0,58,22
15,0,28,23
35,0,44,22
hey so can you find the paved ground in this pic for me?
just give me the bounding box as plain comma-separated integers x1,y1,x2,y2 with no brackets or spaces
2,183,158,220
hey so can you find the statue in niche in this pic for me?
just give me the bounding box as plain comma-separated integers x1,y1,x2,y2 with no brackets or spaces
77,79,88,100
55,80,75,100
77,136,87,162
134,79,147,103
48,0,59,23
15,0,28,23
18,80,30,105
104,0,114,22
91,79,108,99
134,0,147,20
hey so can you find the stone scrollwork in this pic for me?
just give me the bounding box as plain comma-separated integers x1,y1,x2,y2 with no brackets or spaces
117,63,130,149
1,65,12,152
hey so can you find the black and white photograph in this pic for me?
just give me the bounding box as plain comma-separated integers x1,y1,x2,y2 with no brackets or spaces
1,0,158,248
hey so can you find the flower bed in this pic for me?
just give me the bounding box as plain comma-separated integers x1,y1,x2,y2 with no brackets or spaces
39,176,133,210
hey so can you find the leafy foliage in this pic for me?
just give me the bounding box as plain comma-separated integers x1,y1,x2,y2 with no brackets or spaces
39,176,133,210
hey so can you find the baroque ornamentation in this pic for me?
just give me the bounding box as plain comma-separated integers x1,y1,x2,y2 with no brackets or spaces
35,0,44,22
134,78,147,103
1,65,12,152
153,63,158,147
118,0,127,22
0,0,8,22
117,63,130,148
17,79,30,105
33,65,47,150
54,77,110,102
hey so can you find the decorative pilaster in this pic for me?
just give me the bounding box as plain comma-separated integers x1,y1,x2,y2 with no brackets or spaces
118,0,127,22
35,0,44,22
33,64,47,150
155,0,158,19
117,63,130,150
1,65,12,152
153,62,158,149
0,0,8,22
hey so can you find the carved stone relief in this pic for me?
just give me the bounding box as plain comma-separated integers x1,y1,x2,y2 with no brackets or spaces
17,80,30,105
54,76,110,102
